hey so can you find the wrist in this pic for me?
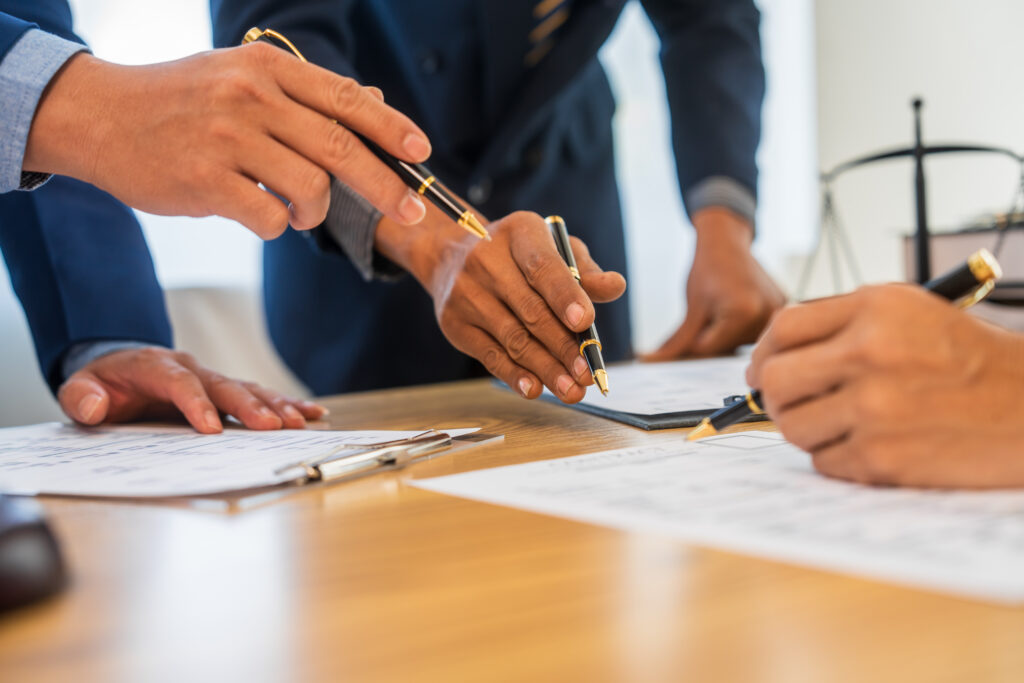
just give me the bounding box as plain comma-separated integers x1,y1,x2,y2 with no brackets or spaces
375,203,479,292
23,53,112,182
692,207,754,248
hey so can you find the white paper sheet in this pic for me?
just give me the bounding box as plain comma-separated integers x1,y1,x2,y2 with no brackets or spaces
0,423,479,498
562,356,752,414
414,432,1024,604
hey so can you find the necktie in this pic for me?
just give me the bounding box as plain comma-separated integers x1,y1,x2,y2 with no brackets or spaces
525,0,571,67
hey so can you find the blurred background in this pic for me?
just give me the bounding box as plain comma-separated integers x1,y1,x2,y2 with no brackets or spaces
2,0,1022,426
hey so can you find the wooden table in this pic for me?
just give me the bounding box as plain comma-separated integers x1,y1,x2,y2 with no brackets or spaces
2,379,1022,682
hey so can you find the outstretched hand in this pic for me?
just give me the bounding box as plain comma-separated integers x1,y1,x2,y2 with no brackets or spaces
58,347,326,433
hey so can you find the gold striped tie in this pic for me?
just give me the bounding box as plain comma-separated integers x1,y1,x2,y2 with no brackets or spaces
525,0,570,67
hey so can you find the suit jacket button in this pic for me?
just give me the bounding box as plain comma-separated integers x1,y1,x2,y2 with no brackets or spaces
418,51,442,75
468,179,492,205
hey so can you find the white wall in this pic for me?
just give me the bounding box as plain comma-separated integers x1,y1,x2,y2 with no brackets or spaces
811,0,1024,296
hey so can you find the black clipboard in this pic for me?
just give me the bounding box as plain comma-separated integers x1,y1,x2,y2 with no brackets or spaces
538,392,770,431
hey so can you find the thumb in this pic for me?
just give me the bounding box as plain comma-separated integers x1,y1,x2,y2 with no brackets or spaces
58,374,111,425
641,306,707,362
571,237,626,303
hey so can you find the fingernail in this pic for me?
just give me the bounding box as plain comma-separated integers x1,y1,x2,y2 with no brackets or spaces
566,302,585,327
573,356,589,378
518,377,534,397
204,410,221,432
402,133,431,161
283,405,303,422
556,374,575,396
398,191,426,224
78,394,102,422
258,407,276,421
367,86,384,101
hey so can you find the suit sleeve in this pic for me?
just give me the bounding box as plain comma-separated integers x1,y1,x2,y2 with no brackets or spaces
0,177,173,392
639,0,765,223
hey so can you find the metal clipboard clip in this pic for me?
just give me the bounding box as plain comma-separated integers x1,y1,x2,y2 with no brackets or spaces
273,430,453,486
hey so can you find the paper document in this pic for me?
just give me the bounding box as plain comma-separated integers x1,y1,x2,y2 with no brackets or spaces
545,356,762,429
415,433,1024,604
0,423,480,498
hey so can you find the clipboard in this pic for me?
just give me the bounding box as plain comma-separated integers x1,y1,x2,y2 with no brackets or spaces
540,393,770,431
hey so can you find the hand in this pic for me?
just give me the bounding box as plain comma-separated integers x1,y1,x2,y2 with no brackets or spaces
746,285,1024,488
645,208,785,360
57,347,327,433
23,43,432,238
376,207,626,403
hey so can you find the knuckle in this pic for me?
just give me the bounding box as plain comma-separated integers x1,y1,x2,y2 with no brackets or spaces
328,76,364,114
480,346,505,376
323,124,360,165
500,325,532,361
516,294,549,327
296,167,331,205
851,381,896,422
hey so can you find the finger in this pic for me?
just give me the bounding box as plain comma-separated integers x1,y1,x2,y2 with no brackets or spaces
212,172,292,240
641,306,706,362
136,358,223,434
190,370,283,431
267,100,426,225
810,438,871,484
297,400,329,420
688,309,764,358
749,295,861,374
366,86,384,101
475,301,587,403
508,216,594,332
238,139,330,231
571,237,627,303
452,324,543,400
499,264,593,384
57,373,111,426
264,48,431,162
770,387,854,454
752,334,858,411
247,385,309,429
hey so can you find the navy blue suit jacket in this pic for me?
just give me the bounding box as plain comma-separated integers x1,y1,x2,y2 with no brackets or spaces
0,3,171,392
210,0,765,395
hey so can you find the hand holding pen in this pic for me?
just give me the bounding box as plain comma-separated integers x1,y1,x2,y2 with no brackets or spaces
694,251,1024,489
243,28,486,240
689,249,1002,441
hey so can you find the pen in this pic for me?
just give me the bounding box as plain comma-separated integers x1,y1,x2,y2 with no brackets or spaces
242,28,489,241
687,248,1003,441
545,215,609,395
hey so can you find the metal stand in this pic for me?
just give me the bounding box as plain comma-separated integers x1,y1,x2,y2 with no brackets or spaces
797,99,1022,299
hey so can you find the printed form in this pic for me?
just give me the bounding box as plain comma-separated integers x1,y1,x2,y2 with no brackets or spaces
415,432,1024,604
0,423,479,498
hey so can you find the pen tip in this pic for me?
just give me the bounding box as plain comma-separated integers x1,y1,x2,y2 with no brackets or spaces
464,214,489,240
594,370,609,396
687,419,717,442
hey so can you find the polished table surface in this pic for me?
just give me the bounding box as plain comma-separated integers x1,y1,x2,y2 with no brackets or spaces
2,379,1023,682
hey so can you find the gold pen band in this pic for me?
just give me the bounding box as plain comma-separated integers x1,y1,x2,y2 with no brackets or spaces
417,176,436,195
579,339,602,356
568,266,580,280
745,393,765,415
967,248,1003,284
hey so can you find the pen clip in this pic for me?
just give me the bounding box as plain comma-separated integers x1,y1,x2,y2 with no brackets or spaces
276,431,452,484
955,278,996,310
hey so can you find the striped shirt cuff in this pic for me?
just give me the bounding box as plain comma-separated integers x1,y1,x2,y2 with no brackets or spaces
61,340,159,382
684,176,757,227
322,178,404,281
0,28,87,193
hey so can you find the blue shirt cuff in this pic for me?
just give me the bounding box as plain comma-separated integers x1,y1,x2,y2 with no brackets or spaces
0,28,87,194
61,340,160,382
684,176,757,228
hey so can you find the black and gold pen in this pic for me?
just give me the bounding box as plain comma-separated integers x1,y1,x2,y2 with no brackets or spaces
687,248,1003,441
242,28,489,241
545,216,609,395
